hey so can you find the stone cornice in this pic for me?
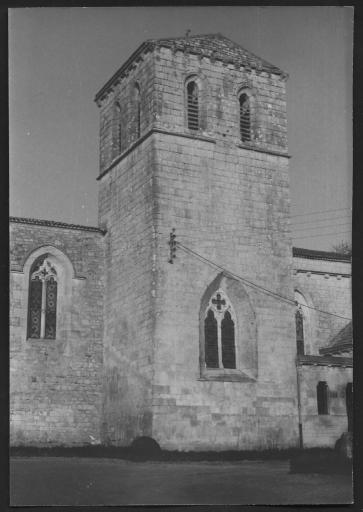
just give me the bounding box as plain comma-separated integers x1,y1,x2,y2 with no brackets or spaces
97,127,216,181
10,216,106,235
94,33,288,105
293,268,351,279
296,354,352,368
293,246,351,263
94,42,152,105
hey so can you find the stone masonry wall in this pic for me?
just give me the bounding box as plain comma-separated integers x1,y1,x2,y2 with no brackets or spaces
98,50,155,174
148,46,299,450
10,221,105,446
293,256,351,353
298,365,352,447
98,139,156,446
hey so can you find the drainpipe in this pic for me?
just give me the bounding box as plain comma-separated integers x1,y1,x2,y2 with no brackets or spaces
295,358,304,449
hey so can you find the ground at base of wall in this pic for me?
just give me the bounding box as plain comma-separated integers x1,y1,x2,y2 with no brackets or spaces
10,445,351,472
290,450,352,475
10,457,353,506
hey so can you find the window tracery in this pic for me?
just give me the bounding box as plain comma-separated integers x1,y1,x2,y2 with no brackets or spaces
204,289,236,369
27,255,58,339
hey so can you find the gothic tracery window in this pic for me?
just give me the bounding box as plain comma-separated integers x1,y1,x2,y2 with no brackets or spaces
27,255,58,339
204,290,236,369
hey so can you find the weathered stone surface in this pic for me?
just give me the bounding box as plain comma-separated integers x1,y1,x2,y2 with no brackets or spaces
9,34,352,451
10,221,105,446
335,431,352,460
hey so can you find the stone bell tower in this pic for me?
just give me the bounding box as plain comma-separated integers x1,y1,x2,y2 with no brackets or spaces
95,34,299,449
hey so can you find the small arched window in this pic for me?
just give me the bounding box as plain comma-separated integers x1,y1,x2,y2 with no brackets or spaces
239,92,251,142
114,102,122,155
295,308,305,355
317,381,329,415
135,83,141,138
204,289,236,369
187,80,199,131
27,254,58,339
294,290,312,355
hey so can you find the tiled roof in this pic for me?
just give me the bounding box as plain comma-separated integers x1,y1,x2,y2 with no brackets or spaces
320,322,353,356
10,216,106,234
297,354,352,367
95,33,286,102
293,247,351,263
147,33,285,75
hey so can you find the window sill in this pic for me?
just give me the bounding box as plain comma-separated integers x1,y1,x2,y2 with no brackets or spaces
236,141,290,158
199,368,256,382
27,337,56,342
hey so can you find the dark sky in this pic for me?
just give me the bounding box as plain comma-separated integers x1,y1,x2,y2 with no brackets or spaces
9,6,353,251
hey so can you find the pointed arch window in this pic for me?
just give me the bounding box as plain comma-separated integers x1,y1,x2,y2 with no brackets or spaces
187,80,199,131
204,290,236,369
239,92,251,142
317,381,329,415
295,307,305,355
27,255,58,339
294,290,312,355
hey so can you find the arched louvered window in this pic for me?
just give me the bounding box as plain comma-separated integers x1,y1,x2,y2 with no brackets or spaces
317,381,329,415
204,289,236,369
27,255,58,339
295,308,305,355
239,93,251,142
115,102,122,154
187,80,199,130
135,83,141,138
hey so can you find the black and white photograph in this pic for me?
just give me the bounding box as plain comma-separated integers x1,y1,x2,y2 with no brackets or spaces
9,6,353,506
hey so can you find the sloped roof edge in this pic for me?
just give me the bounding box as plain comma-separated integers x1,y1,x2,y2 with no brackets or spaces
94,33,286,103
293,247,351,263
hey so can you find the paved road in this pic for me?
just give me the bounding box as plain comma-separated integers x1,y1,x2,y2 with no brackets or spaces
10,457,352,506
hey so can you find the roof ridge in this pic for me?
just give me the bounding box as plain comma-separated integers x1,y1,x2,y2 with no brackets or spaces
146,32,223,43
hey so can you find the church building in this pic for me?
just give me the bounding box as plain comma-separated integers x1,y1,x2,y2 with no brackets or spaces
10,34,352,450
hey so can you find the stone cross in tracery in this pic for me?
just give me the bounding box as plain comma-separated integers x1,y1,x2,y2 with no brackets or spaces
212,293,226,311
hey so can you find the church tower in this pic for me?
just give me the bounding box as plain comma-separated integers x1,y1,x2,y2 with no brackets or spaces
95,34,299,449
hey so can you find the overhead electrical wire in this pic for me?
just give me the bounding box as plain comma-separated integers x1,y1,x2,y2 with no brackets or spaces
293,214,351,226
293,231,351,240
293,222,351,232
176,240,352,322
290,207,351,218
